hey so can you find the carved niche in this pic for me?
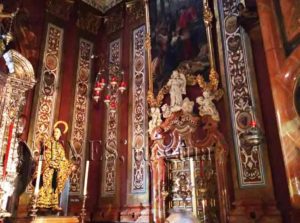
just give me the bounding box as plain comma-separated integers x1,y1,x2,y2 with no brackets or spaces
150,111,229,223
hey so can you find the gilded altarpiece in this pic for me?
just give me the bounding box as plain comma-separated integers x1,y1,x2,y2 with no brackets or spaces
150,113,229,223
0,50,35,201
102,38,121,196
70,39,94,194
30,24,64,149
144,0,236,222
218,0,265,187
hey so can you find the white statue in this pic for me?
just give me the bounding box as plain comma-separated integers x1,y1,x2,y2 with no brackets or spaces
161,104,171,119
196,90,220,121
167,70,186,112
182,97,194,114
148,107,162,133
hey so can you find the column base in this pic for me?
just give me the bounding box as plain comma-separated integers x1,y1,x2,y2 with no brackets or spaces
229,199,282,223
120,205,151,222
94,206,120,222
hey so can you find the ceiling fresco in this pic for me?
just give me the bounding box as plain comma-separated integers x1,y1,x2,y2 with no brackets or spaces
82,0,123,13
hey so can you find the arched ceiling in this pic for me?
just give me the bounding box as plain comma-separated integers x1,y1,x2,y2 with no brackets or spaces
82,0,123,13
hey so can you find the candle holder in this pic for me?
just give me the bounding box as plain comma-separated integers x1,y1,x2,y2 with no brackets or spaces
79,195,88,223
29,194,38,220
92,63,127,111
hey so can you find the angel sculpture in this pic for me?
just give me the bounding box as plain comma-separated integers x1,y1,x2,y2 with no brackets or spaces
149,107,162,134
182,97,194,114
196,90,220,121
161,103,171,119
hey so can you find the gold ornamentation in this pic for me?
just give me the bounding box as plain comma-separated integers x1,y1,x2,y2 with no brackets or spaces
144,33,151,51
147,85,170,107
35,136,72,209
175,172,191,202
54,120,68,134
196,68,219,92
203,1,213,27
147,67,222,107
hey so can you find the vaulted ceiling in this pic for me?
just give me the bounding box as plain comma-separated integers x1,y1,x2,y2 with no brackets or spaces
82,0,123,13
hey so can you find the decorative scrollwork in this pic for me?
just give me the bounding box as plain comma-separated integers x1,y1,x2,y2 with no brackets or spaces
147,85,170,107
144,33,151,51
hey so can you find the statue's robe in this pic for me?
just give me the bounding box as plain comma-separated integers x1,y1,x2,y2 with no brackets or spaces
36,137,71,210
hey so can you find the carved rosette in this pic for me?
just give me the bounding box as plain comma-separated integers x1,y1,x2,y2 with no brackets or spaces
70,39,93,193
219,0,265,186
32,24,63,149
131,25,147,193
102,38,121,196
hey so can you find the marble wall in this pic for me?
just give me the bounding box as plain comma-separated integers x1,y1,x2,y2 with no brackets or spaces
257,0,300,220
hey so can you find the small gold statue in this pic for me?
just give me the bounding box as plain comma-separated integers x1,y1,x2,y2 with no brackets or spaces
33,121,76,211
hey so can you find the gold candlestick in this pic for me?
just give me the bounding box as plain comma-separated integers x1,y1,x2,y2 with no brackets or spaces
29,194,38,220
79,195,87,223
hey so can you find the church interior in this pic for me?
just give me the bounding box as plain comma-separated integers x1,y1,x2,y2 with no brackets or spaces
0,0,299,222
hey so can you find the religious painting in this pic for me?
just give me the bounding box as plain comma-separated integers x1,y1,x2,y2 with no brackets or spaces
150,0,209,95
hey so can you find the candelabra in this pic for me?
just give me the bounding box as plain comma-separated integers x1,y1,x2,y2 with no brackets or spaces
93,63,127,112
29,194,38,219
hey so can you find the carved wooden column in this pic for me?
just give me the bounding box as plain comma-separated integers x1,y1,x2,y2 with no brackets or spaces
217,0,282,222
119,2,151,222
